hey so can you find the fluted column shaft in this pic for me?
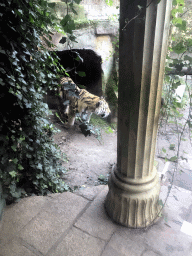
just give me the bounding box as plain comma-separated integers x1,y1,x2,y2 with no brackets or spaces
105,0,172,228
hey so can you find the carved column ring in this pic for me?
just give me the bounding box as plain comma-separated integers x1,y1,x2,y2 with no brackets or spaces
111,170,160,194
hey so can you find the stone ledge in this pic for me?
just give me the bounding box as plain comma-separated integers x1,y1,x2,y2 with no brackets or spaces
95,20,119,35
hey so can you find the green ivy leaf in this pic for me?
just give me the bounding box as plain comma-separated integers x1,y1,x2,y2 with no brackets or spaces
98,174,106,181
169,156,177,162
18,164,24,170
171,8,177,16
175,20,186,31
0,67,6,74
105,0,113,6
29,14,34,23
9,171,17,178
77,71,86,77
12,158,18,164
176,0,184,4
169,144,175,150
0,49,6,54
105,127,114,134
172,41,186,54
11,145,17,152
0,78,5,85
37,163,42,170
158,199,164,207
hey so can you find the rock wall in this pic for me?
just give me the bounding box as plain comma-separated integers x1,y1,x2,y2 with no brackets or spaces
47,0,119,92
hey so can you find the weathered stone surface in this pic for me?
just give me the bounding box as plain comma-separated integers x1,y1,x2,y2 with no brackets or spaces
95,35,114,84
101,232,146,256
159,185,192,230
0,238,37,256
74,186,117,240
0,195,49,245
145,185,192,255
142,251,161,256
95,21,119,35
145,223,192,256
48,227,105,256
1,185,192,255
112,184,192,256
19,192,88,255
74,185,106,201
53,27,115,88
109,182,192,255
101,247,125,256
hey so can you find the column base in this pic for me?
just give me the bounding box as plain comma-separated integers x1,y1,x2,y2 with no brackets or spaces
105,166,161,228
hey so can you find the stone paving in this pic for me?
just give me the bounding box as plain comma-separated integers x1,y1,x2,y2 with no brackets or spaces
0,184,192,256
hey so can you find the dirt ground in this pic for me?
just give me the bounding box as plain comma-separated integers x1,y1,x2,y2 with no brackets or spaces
50,102,192,193
51,113,117,190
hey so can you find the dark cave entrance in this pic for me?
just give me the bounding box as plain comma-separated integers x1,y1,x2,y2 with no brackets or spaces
55,49,103,97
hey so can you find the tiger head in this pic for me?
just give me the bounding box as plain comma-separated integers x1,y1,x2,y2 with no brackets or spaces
95,97,111,118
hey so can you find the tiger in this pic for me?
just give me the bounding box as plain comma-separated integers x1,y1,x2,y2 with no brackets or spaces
58,77,111,126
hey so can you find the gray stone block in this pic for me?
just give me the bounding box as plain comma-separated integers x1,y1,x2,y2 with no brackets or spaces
74,185,106,201
142,251,162,256
18,192,88,255
95,21,119,35
48,226,105,256
145,222,192,256
74,186,117,241
0,195,49,245
110,184,192,256
0,238,37,256
101,232,146,256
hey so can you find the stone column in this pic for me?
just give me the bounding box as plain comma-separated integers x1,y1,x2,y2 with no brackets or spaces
105,0,172,228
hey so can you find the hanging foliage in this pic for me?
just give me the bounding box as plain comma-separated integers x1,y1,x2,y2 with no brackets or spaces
0,0,82,204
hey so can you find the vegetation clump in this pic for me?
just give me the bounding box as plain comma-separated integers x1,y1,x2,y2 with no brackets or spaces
0,0,82,204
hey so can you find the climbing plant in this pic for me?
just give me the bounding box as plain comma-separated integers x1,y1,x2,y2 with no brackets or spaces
161,0,191,142
155,0,192,223
0,0,82,204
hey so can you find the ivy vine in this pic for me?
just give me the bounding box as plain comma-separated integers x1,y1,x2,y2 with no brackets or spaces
0,0,82,204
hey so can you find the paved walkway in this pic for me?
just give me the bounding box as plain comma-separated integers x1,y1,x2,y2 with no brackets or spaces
0,183,192,256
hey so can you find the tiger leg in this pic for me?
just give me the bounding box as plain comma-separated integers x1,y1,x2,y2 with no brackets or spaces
67,106,76,126
86,112,93,123
68,116,76,126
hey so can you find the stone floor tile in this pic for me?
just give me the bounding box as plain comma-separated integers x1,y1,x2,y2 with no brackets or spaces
142,250,162,256
74,185,106,201
160,185,192,226
144,222,192,256
0,195,49,245
101,246,126,256
0,238,37,256
74,186,117,241
48,226,106,256
19,192,88,255
101,232,146,256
